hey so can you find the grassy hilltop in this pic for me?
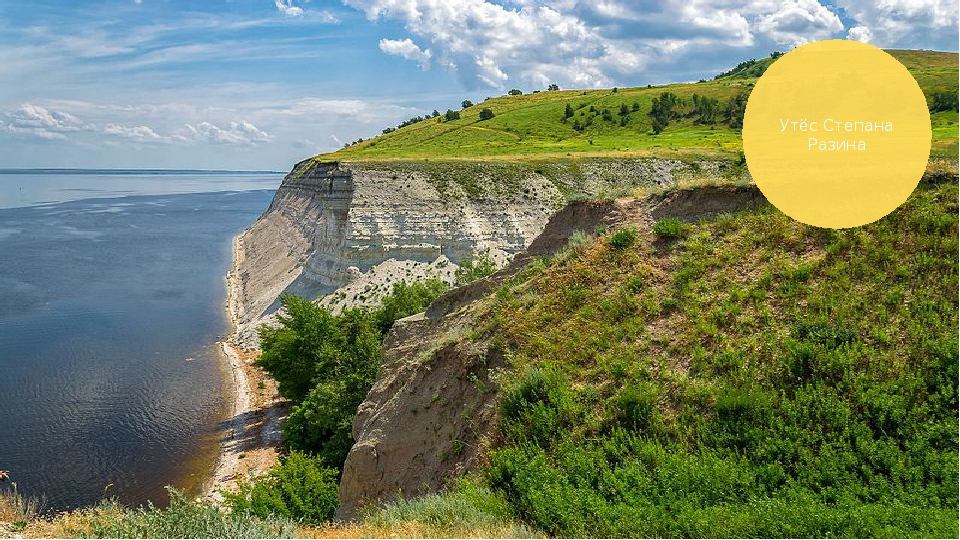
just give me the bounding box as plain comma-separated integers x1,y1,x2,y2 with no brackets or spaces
319,50,958,163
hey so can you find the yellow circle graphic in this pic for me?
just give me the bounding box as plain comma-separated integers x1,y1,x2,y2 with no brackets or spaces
743,40,931,229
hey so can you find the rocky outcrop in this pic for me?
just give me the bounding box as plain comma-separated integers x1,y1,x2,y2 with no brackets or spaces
230,158,732,347
335,184,769,520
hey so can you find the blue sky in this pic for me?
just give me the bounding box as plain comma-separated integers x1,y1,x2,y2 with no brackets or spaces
1,0,956,170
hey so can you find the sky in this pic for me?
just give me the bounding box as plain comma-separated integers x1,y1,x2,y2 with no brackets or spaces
0,0,957,170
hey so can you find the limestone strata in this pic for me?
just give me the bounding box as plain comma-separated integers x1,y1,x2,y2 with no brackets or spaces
232,158,724,347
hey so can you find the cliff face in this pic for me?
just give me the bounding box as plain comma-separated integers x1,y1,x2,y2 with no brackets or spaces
230,158,725,347
334,184,769,520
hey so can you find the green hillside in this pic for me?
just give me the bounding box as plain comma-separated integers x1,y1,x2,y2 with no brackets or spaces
319,50,957,163
479,177,958,537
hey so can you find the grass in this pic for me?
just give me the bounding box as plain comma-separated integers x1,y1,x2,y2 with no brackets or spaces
301,482,539,539
475,177,959,537
19,489,296,539
318,50,957,163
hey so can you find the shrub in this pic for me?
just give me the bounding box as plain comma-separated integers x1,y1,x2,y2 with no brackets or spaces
652,217,688,238
260,281,448,463
445,109,461,121
455,255,498,286
609,227,639,249
508,89,522,96
375,279,449,332
361,480,537,537
225,452,339,525
461,100,474,109
60,489,295,538
479,108,495,121
565,230,591,253
930,91,958,113
499,368,582,447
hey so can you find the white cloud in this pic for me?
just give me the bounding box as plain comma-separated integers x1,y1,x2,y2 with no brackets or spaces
4,104,95,140
342,0,957,89
275,0,304,17
174,121,273,145
103,123,163,141
379,38,432,68
755,0,844,47
837,0,958,48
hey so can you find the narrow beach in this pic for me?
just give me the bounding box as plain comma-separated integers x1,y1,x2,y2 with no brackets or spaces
204,234,286,501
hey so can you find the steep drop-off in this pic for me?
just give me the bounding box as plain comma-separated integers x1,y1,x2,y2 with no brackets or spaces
230,158,733,347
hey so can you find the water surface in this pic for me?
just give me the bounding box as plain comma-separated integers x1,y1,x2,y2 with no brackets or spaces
0,171,279,511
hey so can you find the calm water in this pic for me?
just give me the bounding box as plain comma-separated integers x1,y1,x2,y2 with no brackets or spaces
0,171,280,511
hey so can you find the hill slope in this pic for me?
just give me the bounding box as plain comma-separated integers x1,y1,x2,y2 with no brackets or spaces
319,50,957,163
337,171,958,536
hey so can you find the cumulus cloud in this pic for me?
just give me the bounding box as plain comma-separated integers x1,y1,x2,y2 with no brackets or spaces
837,0,958,48
379,38,432,68
175,121,273,145
342,0,954,88
755,0,844,47
103,123,163,141
4,104,95,139
275,0,304,17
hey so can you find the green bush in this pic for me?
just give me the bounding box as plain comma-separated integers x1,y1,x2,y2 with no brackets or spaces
455,255,498,286
652,217,689,238
258,280,449,465
65,488,295,538
608,227,639,249
224,452,339,525
375,279,449,334
499,368,582,447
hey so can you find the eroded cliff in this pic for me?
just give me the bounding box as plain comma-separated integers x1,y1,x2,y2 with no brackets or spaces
230,158,732,347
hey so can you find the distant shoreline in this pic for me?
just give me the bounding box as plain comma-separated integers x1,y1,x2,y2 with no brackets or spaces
0,168,285,175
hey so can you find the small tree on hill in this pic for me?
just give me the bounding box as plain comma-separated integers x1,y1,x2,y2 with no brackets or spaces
564,104,574,119
431,110,441,117
461,100,474,109
479,108,495,120
445,109,461,121
508,89,523,96
547,83,559,91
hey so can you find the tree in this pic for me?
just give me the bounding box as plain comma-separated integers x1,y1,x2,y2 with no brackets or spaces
259,281,449,466
723,90,750,128
508,89,523,96
431,109,441,117
564,104,575,119
651,116,666,134
632,101,641,112
930,91,958,113
619,103,630,117
479,108,495,120
461,99,474,109
692,94,720,124
547,83,559,91
445,109,461,121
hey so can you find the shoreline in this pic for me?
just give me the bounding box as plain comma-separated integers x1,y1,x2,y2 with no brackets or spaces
203,234,287,502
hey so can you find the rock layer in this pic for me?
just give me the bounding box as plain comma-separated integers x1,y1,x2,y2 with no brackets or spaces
231,158,726,347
